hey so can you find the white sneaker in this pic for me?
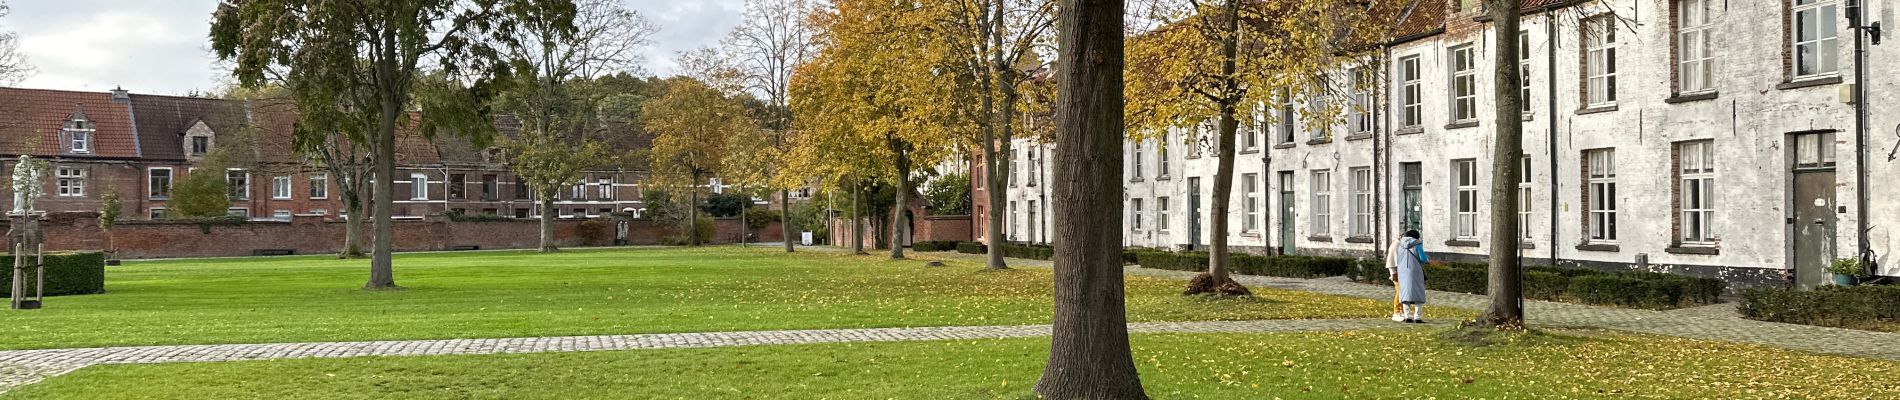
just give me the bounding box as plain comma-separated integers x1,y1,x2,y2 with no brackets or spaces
1391,313,1407,322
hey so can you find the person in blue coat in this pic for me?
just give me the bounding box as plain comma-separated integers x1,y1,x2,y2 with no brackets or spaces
1385,230,1428,323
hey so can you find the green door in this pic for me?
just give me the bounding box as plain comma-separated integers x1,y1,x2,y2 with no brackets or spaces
1277,171,1295,254
1401,162,1422,233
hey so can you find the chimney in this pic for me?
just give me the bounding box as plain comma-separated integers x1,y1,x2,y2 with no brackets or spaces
110,86,130,101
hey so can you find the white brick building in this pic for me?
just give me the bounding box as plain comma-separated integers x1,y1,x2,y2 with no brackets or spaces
983,0,1900,289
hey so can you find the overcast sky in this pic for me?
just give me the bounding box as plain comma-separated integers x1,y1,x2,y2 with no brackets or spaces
4,0,742,95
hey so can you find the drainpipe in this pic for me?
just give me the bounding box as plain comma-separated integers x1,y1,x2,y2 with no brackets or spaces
1376,46,1390,257
1848,0,1881,272
1546,5,1560,267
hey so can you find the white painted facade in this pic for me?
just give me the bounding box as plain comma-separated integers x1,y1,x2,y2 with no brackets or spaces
988,0,1900,288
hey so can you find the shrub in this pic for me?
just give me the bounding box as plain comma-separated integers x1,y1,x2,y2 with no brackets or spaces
742,208,781,230
577,220,609,246
1739,285,1900,330
0,252,106,297
1133,251,1354,279
912,241,960,252
1523,271,1569,300
1001,243,1054,260
955,242,985,254
1348,258,1389,283
662,215,715,245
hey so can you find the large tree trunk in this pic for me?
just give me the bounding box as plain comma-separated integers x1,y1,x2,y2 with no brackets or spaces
1186,0,1250,297
539,194,558,252
690,175,703,247
889,137,911,260
365,107,398,290
1034,0,1146,397
341,201,365,258
851,185,865,254
978,2,1010,270
782,189,794,252
1477,0,1525,328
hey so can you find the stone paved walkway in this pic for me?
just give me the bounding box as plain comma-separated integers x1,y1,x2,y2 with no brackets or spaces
0,318,1418,393
912,250,1900,361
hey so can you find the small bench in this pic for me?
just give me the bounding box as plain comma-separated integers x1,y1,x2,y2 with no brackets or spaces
447,245,481,251
252,249,296,256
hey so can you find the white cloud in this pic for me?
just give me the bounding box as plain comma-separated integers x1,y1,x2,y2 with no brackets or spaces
2,0,744,94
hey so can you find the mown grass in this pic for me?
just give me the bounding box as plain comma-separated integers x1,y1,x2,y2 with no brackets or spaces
0,247,1458,350
10,329,1895,399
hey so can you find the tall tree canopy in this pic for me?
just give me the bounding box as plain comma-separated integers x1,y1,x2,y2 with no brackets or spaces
0,1,30,85
643,76,758,246
792,0,976,259
1125,0,1386,295
938,0,1055,269
211,0,573,289
722,0,819,253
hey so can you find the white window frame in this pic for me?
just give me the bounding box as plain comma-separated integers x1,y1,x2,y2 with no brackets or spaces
1792,0,1840,79
410,173,430,200
1586,16,1619,107
1008,201,1017,240
1131,198,1144,231
226,169,249,201
272,175,292,200
1398,56,1422,127
148,167,173,199
1795,131,1838,168
1278,90,1297,143
1309,170,1331,235
597,177,616,201
148,207,167,220
1243,104,1261,150
70,130,91,154
1678,0,1716,93
227,208,250,218
1519,157,1533,240
1158,197,1171,232
1520,31,1534,113
1450,44,1478,122
1679,141,1716,244
1350,68,1375,134
1132,140,1144,179
309,173,329,200
55,166,85,197
1243,173,1260,233
1350,167,1373,238
1587,149,1618,243
272,210,293,221
1157,133,1170,177
1454,159,1479,240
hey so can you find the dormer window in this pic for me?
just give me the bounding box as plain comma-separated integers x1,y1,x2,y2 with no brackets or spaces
191,136,209,156
64,114,95,154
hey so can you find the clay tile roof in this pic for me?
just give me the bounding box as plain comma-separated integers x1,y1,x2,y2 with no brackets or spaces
1393,0,1448,42
393,113,442,166
0,87,140,159
128,94,251,161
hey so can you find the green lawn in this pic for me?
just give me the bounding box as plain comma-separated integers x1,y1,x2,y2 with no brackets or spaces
0,247,1452,350
12,329,1895,399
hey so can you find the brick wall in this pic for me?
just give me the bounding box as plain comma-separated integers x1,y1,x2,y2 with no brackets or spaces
14,212,782,259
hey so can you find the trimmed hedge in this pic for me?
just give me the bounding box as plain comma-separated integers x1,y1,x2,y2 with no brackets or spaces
1133,250,1355,279
955,242,985,254
911,241,960,252
1347,261,1725,309
1001,243,1054,260
0,252,106,297
1739,285,1900,331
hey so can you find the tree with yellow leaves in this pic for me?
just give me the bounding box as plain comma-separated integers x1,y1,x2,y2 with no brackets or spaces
644,76,760,246
1127,0,1388,296
790,0,976,259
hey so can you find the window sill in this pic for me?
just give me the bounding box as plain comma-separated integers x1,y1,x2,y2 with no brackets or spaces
1344,133,1375,141
1665,246,1720,255
1130,177,1144,183
1394,126,1424,136
1444,121,1479,130
1575,243,1621,252
1520,242,1536,250
1240,232,1261,238
1239,148,1260,155
1777,76,1842,91
1305,138,1333,146
1307,235,1334,243
1445,239,1480,248
1273,143,1297,150
1155,175,1171,181
1575,105,1618,115
1345,236,1375,244
1665,92,1719,104
1521,113,1535,122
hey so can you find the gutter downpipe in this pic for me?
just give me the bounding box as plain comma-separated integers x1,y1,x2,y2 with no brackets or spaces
1851,0,1874,273
1546,4,1560,268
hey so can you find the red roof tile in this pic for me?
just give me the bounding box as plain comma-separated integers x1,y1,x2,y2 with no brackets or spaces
0,87,140,159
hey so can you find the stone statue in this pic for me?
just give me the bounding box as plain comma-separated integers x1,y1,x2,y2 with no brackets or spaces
10,155,42,215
